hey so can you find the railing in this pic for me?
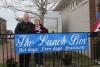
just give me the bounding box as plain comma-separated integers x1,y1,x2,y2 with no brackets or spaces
0,33,99,67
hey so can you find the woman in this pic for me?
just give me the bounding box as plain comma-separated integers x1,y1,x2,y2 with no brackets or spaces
31,19,48,67
31,19,48,33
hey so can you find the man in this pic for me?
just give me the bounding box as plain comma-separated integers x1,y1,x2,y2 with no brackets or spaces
15,14,34,67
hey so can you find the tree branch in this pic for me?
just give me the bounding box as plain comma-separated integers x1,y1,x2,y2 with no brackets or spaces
6,5,41,17
43,0,48,6
33,0,41,8
0,0,58,24
14,0,36,8
48,0,56,4
47,0,58,11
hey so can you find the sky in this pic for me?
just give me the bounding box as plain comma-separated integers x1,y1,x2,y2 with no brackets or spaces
0,8,24,31
0,0,61,32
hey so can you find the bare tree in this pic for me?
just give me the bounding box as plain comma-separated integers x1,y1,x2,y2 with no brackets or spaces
0,0,59,24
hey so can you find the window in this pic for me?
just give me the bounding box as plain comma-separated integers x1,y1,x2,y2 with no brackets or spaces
78,0,88,6
71,0,88,10
71,0,78,10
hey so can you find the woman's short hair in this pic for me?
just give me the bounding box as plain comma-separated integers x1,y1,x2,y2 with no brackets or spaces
34,19,41,24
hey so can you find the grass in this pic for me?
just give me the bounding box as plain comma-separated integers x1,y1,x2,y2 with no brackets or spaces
72,53,95,66
0,63,6,67
42,52,97,66
30,53,93,66
71,53,100,67
0,64,3,67
85,65,100,67
0,53,99,67
0,40,1,46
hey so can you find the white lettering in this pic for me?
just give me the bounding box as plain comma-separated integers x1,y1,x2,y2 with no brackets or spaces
16,35,32,47
40,35,67,46
71,34,87,45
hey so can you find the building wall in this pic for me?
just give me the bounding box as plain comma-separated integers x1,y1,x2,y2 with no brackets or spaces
61,0,90,32
89,0,96,24
0,18,6,34
1,22,6,33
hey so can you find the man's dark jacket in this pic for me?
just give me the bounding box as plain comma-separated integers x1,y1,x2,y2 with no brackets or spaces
14,21,34,67
15,21,34,34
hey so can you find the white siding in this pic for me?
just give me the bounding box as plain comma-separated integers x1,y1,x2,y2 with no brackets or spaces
61,1,90,32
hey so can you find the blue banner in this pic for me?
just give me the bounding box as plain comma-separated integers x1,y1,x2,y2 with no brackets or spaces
15,33,88,54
